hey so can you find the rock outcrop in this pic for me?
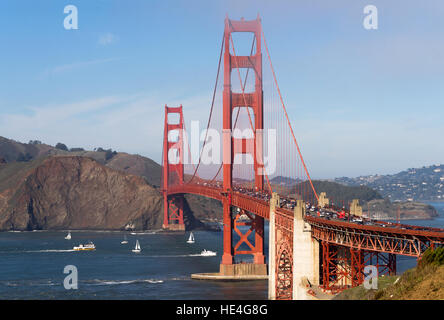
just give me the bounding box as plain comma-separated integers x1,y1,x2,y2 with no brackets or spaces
0,156,164,231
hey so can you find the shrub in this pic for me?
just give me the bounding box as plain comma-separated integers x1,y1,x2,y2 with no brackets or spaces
105,149,117,160
16,152,32,162
419,247,444,269
55,143,68,151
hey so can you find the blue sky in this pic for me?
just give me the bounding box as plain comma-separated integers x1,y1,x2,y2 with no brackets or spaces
0,0,443,179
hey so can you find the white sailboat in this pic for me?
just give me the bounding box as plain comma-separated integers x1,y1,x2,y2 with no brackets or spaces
186,232,195,244
132,240,141,253
121,234,128,244
65,232,71,240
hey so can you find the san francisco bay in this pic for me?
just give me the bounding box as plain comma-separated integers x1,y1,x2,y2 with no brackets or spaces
1,202,442,299
0,228,268,299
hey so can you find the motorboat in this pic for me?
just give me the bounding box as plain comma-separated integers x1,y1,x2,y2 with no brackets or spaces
73,241,95,251
200,249,216,256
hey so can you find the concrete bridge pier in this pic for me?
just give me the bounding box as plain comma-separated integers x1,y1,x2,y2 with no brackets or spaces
268,196,320,300
268,193,278,300
292,200,320,300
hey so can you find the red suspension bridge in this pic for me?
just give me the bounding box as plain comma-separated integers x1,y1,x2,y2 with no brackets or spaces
160,16,444,300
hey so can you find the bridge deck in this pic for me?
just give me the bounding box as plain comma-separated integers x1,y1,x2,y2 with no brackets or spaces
167,184,444,257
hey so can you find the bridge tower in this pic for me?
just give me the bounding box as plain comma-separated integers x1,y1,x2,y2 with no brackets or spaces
162,105,185,231
220,16,266,276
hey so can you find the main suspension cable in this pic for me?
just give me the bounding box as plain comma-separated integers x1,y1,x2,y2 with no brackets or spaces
262,29,318,202
187,32,225,183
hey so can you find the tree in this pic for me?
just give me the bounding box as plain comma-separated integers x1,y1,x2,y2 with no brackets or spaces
55,143,68,151
16,152,32,162
105,149,118,161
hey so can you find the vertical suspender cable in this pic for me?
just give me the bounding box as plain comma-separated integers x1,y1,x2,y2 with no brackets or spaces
262,29,318,202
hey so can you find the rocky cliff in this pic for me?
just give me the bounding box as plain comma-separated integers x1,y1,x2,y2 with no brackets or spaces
0,156,166,231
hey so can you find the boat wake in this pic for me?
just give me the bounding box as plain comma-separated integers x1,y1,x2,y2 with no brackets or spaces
24,249,76,253
0,280,58,287
141,253,216,258
89,279,163,286
130,232,157,235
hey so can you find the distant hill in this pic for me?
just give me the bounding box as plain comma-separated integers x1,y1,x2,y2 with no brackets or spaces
282,180,436,220
0,137,58,162
0,155,210,231
364,199,437,220
0,136,438,229
335,164,444,201
0,136,162,186
286,180,383,206
0,156,164,230
0,136,210,231
270,176,300,187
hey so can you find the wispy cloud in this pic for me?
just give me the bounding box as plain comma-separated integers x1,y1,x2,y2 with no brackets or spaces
40,58,120,79
0,93,208,164
98,33,118,46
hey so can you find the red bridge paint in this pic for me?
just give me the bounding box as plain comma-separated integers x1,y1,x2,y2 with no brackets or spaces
161,16,444,297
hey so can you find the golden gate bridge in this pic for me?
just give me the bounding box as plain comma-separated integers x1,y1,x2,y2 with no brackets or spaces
160,15,444,300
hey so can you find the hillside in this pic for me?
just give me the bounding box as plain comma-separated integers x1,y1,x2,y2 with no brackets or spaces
335,164,444,201
364,199,438,220
309,180,383,205
0,137,57,162
334,247,444,300
0,156,209,231
0,136,218,231
0,156,163,230
0,137,162,186
287,180,436,219
0,136,437,228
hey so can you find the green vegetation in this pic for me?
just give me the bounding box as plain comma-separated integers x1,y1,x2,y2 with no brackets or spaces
28,140,42,145
16,152,33,162
105,149,118,160
333,274,398,300
293,180,383,205
312,180,382,203
94,147,117,160
418,246,444,268
55,143,68,151
335,247,444,300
